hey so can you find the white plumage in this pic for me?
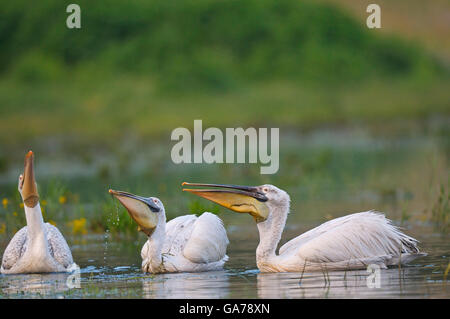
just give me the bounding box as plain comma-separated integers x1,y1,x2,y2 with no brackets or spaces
253,186,426,272
273,211,424,272
1,152,76,274
142,211,229,273
1,216,76,274
140,211,229,273
183,182,426,273
109,188,229,273
181,213,229,264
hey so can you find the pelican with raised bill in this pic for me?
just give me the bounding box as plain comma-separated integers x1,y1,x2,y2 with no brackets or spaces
1,151,77,274
182,182,427,272
109,189,229,273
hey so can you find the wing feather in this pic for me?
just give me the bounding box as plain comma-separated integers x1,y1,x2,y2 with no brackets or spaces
1,226,28,271
141,215,198,260
45,223,74,268
183,213,229,264
163,215,198,255
1,223,74,271
281,211,421,264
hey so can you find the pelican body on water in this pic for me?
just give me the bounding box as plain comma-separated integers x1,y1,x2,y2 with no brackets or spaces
109,190,229,273
1,151,77,274
0,152,426,276
183,182,426,272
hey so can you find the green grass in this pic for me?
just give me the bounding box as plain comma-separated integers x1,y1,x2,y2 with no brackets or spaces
431,184,449,233
0,76,448,148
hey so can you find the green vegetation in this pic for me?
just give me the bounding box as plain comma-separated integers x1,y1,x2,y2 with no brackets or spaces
1,0,442,85
0,133,447,237
431,184,449,233
321,0,450,61
0,0,448,147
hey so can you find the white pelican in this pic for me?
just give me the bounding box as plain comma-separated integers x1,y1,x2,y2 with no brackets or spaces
182,182,426,272
109,189,229,273
1,151,77,274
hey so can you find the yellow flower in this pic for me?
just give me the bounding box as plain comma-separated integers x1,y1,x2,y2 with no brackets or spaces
68,218,87,235
59,196,67,205
41,200,47,206
12,211,18,217
19,203,24,208
0,223,6,234
2,198,8,208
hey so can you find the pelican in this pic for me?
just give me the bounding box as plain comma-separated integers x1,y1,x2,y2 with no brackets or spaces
182,182,426,272
1,151,77,274
109,189,229,273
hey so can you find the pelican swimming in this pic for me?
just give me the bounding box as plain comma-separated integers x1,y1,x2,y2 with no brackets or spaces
1,151,77,274
182,182,426,272
109,189,229,273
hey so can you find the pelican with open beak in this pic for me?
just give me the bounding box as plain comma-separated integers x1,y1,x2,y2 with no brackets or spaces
1,151,77,274
109,190,160,236
109,189,229,273
183,182,426,272
182,183,269,222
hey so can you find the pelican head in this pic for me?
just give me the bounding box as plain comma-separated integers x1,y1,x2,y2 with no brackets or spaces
109,190,163,236
20,151,40,208
182,182,289,222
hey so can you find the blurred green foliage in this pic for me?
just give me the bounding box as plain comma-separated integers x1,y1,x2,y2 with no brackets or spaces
1,0,443,91
0,0,448,148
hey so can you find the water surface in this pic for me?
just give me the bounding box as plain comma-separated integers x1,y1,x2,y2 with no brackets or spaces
0,223,448,299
